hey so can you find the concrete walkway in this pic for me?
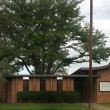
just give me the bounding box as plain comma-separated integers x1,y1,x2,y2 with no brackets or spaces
82,103,110,110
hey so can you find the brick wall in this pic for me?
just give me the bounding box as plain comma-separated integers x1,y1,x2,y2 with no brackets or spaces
69,78,74,91
7,78,23,103
7,79,11,103
97,68,110,103
46,77,57,91
0,82,6,102
62,78,74,91
29,78,40,91
82,68,110,103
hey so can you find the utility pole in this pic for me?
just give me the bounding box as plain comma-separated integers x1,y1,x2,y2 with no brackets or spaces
89,0,93,109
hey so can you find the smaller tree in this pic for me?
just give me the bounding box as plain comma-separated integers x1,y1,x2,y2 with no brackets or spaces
0,38,19,76
0,60,16,76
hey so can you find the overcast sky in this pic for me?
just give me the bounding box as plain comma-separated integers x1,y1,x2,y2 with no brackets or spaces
67,0,110,74
20,0,110,74
81,0,110,46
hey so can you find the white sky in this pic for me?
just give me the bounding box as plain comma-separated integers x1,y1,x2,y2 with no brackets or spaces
19,0,110,74
67,0,110,74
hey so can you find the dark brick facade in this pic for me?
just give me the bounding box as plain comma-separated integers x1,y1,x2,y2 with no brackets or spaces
1,65,110,104
74,64,110,103
0,82,6,102
0,76,74,103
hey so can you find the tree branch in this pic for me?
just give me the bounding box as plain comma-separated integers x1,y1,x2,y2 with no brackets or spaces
51,62,64,74
18,57,33,75
46,60,53,74
71,50,88,61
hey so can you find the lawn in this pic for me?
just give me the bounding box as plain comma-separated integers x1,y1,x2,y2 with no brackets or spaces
100,103,110,107
0,103,96,110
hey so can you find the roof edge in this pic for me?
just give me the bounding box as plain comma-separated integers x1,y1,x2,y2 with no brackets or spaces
73,63,110,74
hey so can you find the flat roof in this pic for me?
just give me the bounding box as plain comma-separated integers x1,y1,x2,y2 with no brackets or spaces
4,74,100,78
73,64,110,75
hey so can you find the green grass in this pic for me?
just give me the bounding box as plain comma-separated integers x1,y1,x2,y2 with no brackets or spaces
100,103,110,107
0,103,96,110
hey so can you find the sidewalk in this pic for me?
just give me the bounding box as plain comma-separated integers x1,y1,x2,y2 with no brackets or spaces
82,103,110,110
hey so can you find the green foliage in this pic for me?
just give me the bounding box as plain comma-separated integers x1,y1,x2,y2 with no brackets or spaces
0,77,7,82
0,60,18,76
0,38,22,75
59,91,81,103
17,91,58,102
101,103,110,107
0,0,110,75
17,91,81,103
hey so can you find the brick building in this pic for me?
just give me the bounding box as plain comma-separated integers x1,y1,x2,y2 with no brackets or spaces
0,75,75,103
0,64,110,103
73,64,110,103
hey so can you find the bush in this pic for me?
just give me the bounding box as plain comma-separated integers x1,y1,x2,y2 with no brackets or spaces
58,91,81,103
39,91,58,102
17,91,81,103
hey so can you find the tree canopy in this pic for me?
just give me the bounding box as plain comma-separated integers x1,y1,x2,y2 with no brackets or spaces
0,0,110,75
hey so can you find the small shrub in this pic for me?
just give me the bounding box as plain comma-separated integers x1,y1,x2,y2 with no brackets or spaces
17,91,81,103
58,91,81,103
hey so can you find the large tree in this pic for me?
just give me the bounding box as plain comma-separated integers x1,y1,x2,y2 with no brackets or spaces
0,0,110,75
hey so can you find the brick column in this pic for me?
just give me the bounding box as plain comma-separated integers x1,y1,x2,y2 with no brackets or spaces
69,78,74,91
7,78,23,103
35,78,40,91
7,79,11,103
62,77,74,91
46,77,57,91
11,78,17,103
46,78,51,91
0,82,6,102
52,78,57,91
29,78,40,91
62,78,68,91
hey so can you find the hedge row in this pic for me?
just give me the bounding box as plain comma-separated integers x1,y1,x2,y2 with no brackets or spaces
17,91,81,103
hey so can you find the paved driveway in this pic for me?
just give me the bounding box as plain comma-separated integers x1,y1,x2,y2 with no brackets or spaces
83,103,110,110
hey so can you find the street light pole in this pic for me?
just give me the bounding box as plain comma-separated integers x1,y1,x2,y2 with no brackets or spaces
89,0,93,109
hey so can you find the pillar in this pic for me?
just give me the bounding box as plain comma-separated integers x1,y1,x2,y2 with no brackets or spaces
7,79,11,103
62,77,74,91
46,77,57,91
29,78,40,91
7,78,23,103
69,78,74,91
